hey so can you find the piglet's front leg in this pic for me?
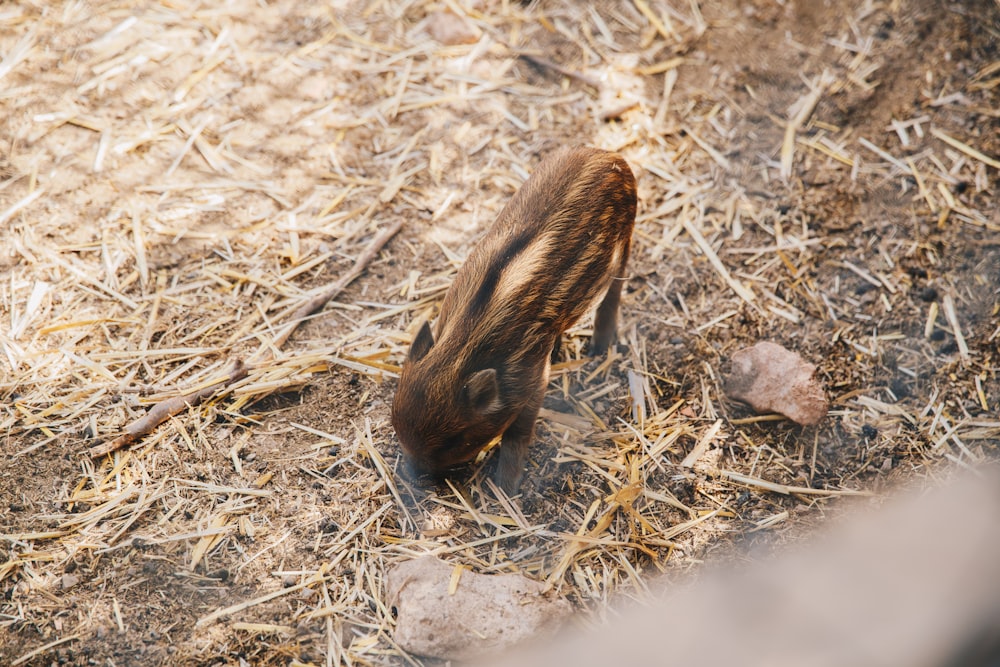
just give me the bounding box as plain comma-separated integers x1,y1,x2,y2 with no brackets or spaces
493,384,545,494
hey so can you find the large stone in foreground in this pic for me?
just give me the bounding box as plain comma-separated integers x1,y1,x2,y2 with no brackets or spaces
387,556,572,661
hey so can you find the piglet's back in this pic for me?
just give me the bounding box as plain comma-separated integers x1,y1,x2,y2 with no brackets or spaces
435,147,636,360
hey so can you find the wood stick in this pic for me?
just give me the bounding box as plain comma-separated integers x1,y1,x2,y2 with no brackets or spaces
254,217,405,360
515,52,600,90
90,219,404,458
88,360,248,458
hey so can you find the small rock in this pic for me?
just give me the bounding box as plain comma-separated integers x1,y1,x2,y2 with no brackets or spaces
299,74,330,101
425,11,481,45
724,341,828,426
207,568,230,582
318,518,340,535
387,556,572,661
919,286,938,302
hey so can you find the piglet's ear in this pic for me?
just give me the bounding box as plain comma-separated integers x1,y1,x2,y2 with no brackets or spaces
408,321,435,363
463,368,500,414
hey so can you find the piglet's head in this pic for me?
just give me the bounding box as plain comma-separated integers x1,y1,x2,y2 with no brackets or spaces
391,321,508,483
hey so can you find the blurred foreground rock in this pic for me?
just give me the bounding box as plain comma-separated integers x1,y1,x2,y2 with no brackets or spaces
476,466,1000,667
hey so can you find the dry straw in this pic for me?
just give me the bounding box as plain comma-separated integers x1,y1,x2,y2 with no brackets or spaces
0,1,996,665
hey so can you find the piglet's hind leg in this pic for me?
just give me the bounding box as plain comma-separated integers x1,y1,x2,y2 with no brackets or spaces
591,243,630,355
591,277,623,355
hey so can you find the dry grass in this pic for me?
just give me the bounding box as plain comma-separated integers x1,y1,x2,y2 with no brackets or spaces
1,1,998,665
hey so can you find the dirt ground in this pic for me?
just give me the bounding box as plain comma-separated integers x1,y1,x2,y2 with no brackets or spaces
1,0,998,665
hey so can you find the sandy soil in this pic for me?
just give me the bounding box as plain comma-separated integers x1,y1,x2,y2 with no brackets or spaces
1,0,997,665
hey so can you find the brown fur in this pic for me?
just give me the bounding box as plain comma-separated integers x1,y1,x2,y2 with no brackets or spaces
391,147,637,493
